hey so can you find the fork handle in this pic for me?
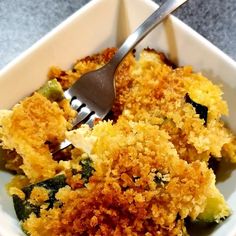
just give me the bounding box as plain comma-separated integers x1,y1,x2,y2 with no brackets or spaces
110,0,188,70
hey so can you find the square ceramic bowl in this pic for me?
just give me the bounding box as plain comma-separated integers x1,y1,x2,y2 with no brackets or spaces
0,0,236,235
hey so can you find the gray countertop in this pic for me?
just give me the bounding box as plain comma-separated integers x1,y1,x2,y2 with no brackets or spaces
0,0,235,69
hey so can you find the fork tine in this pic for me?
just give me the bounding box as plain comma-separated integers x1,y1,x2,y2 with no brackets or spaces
73,106,92,126
85,113,99,128
71,99,83,110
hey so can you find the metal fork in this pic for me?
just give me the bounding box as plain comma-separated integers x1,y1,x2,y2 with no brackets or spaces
55,0,188,153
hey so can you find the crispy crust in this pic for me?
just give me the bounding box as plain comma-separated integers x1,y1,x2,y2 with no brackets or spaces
0,93,68,182
0,48,235,235
55,47,232,162
23,121,213,236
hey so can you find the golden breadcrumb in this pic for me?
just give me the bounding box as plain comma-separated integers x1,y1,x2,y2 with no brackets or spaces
29,187,49,205
222,135,236,162
114,49,232,162
23,120,215,236
0,93,68,182
51,48,234,162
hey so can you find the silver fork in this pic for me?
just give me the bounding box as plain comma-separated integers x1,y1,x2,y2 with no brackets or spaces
55,0,188,152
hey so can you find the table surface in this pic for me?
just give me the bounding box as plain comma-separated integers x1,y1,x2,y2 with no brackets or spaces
0,0,235,69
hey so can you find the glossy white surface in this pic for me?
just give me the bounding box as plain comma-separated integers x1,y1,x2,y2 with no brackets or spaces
0,0,235,235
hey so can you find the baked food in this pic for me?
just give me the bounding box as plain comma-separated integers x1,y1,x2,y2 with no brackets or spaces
0,48,235,235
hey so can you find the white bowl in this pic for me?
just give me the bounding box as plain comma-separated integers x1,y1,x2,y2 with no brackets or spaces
0,0,236,235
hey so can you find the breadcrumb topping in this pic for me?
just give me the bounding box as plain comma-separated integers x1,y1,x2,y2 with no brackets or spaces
0,93,68,182
23,120,215,236
0,48,235,235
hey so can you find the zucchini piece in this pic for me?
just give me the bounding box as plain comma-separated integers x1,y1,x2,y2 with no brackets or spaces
13,159,95,221
13,195,40,221
79,158,95,184
197,185,230,223
13,175,66,221
185,93,208,125
37,79,64,101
